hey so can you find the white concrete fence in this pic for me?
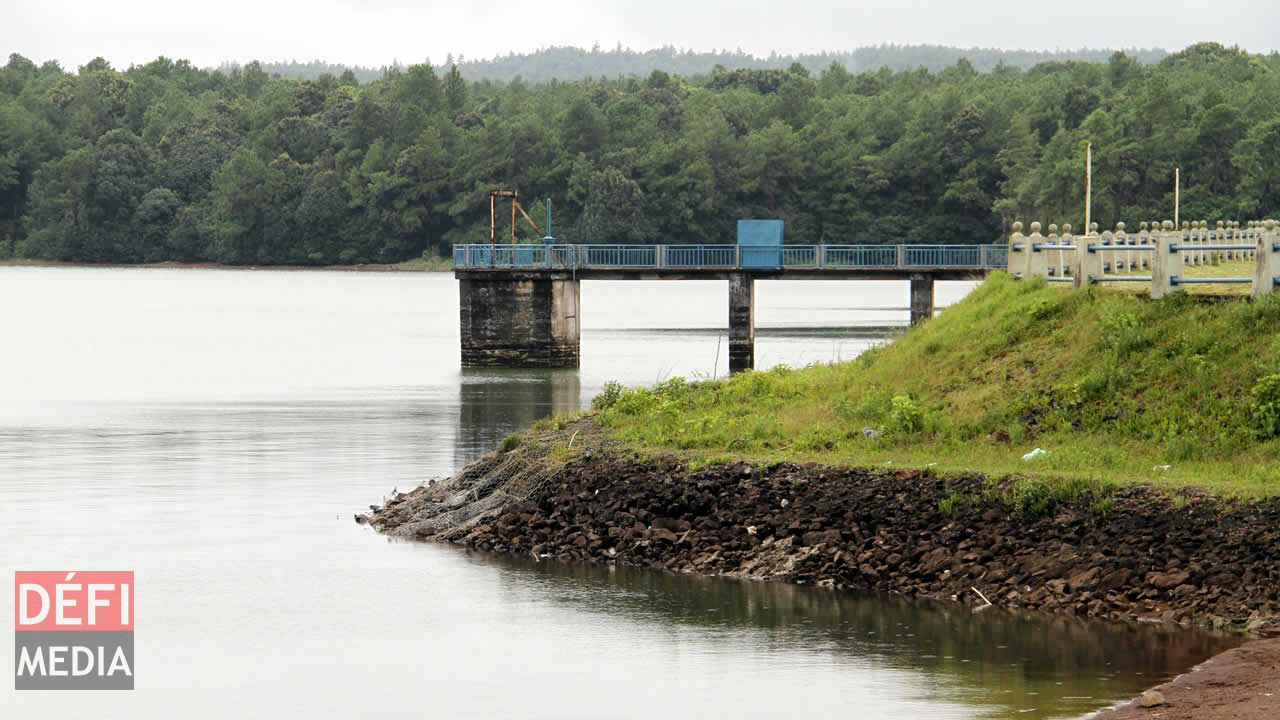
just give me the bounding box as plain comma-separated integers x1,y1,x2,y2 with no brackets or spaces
1008,219,1280,299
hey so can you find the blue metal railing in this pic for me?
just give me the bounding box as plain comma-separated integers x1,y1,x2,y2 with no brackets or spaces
582,245,657,267
782,246,817,267
666,245,737,267
454,243,1008,271
822,245,897,267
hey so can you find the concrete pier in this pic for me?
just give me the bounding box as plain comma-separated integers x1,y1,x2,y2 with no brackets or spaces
728,273,755,373
458,273,580,367
454,241,997,372
909,273,935,325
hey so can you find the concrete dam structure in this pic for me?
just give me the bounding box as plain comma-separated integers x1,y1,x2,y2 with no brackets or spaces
454,222,1006,373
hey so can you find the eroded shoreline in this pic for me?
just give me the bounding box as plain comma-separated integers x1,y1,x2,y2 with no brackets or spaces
362,444,1280,628
361,440,1280,717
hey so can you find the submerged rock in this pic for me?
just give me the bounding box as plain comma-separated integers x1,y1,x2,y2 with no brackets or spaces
1138,689,1165,707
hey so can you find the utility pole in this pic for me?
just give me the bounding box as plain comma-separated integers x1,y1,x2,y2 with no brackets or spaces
1174,167,1181,227
1084,142,1093,233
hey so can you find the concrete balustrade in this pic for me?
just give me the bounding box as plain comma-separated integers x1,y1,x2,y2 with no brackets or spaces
1008,219,1280,298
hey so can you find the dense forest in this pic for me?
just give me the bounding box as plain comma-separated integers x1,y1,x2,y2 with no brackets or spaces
233,45,1171,85
2,43,1279,266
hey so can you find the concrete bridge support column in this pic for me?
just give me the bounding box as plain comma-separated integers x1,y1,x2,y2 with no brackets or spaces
459,274,580,368
728,273,755,373
909,273,935,325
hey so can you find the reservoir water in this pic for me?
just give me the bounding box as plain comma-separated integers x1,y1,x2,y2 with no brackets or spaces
0,267,1235,718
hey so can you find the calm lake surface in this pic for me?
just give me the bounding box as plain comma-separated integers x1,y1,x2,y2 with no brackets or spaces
0,267,1235,718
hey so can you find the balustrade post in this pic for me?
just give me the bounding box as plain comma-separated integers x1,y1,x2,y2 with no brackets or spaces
1006,223,1027,276
1151,221,1182,299
1070,225,1099,288
1022,222,1047,279
1100,228,1116,274
1045,224,1060,276
1253,220,1280,299
1112,223,1128,272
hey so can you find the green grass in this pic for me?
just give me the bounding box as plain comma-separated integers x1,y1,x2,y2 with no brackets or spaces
591,272,1280,497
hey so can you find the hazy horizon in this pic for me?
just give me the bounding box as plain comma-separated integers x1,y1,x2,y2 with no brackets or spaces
215,43,1171,71
5,0,1277,70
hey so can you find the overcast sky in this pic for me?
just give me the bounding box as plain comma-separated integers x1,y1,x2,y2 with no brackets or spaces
5,0,1278,70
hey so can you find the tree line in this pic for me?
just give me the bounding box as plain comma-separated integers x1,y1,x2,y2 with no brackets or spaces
236,44,1170,85
1,42,1278,266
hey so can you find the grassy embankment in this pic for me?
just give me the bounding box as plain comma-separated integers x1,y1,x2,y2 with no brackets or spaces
586,271,1280,497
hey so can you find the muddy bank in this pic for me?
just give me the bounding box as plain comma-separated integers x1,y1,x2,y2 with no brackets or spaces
1090,638,1280,719
361,447,1280,630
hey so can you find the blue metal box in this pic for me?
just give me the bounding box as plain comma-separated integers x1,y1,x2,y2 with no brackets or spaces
737,219,784,268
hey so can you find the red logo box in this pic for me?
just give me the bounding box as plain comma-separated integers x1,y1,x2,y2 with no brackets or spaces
15,571,134,631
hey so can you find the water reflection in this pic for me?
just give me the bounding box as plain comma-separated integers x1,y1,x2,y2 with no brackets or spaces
462,550,1239,719
455,369,582,466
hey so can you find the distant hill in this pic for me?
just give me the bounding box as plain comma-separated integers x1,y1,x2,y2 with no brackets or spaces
229,44,1169,85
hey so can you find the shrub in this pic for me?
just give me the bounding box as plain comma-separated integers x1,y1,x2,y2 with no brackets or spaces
886,395,933,436
1028,297,1060,321
1250,374,1280,439
591,380,625,411
1007,478,1058,517
604,387,659,417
